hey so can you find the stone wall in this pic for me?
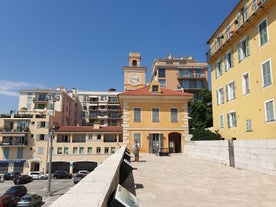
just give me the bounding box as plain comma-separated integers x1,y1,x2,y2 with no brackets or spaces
184,140,276,176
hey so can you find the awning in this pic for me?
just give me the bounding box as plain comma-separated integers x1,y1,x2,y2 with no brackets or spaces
0,160,26,163
28,158,41,162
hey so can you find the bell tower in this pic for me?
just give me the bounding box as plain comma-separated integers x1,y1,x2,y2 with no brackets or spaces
123,52,146,91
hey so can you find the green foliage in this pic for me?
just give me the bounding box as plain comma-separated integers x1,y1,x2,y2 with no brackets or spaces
189,89,213,130
189,89,223,140
191,128,222,141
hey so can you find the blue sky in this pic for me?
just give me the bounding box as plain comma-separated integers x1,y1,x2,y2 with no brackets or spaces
0,0,239,114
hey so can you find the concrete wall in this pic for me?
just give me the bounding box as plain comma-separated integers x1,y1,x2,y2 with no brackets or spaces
184,140,276,176
51,146,127,207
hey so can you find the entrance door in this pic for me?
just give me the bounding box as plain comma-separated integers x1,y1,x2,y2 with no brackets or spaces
148,133,164,154
169,133,181,153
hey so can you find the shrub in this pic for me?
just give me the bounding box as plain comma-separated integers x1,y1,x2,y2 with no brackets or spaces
191,128,222,141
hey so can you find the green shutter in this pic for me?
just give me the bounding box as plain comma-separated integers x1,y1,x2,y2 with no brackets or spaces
245,36,250,57
238,42,241,61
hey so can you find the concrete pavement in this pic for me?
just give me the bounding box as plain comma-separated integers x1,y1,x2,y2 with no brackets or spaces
130,153,276,207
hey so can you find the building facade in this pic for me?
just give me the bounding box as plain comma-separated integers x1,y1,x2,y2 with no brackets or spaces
0,87,123,174
77,89,122,127
150,54,208,100
119,82,193,154
0,113,123,174
207,0,276,139
121,53,193,153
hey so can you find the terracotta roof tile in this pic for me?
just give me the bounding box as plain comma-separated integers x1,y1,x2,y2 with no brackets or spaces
119,86,193,97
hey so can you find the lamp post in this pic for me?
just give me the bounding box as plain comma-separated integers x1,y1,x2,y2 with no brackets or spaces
47,93,59,196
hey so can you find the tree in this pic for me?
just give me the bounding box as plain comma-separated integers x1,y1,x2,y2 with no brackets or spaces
189,89,221,140
189,88,213,131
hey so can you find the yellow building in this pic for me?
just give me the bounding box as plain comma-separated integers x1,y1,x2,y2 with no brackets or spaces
207,0,276,139
121,53,193,153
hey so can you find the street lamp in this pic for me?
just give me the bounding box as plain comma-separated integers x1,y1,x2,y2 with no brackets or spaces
47,93,59,196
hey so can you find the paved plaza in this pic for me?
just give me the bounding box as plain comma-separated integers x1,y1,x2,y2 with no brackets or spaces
131,153,276,207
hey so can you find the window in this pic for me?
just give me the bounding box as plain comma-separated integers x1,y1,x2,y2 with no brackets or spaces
64,147,68,154
3,148,9,159
37,121,47,128
97,134,101,140
36,134,48,141
252,0,258,12
259,18,268,47
152,108,160,123
170,108,178,122
216,87,224,105
159,79,166,88
152,85,159,92
17,148,23,159
88,134,93,141
238,36,250,61
215,59,223,78
265,99,275,122
104,147,109,154
225,23,230,40
227,111,237,128
225,50,234,71
133,108,141,122
57,147,62,154
133,133,141,146
219,114,224,129
88,147,92,154
262,59,272,87
246,119,252,131
100,96,107,101
96,147,101,154
104,134,116,142
242,72,250,95
242,2,248,22
61,135,70,143
226,81,235,101
73,147,78,154
158,69,166,78
111,147,116,154
38,147,44,155
79,147,84,154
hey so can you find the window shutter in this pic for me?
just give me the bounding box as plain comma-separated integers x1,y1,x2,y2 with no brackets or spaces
230,51,234,67
245,36,250,57
233,82,236,99
226,85,229,102
233,112,237,127
216,90,219,105
238,42,241,61
224,54,227,71
227,113,230,128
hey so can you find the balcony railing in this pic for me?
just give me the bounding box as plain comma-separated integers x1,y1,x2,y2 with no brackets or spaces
207,0,267,61
178,74,206,79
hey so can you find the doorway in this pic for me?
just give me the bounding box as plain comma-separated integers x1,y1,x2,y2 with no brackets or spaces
169,132,181,153
148,133,164,154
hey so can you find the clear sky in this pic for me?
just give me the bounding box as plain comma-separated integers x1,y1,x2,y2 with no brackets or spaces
0,0,239,114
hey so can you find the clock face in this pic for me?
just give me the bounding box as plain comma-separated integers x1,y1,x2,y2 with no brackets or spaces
128,73,141,86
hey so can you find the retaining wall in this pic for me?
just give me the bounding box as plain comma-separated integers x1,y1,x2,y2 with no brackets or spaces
184,140,276,176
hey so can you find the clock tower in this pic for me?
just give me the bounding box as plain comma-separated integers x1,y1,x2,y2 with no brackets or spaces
123,52,146,91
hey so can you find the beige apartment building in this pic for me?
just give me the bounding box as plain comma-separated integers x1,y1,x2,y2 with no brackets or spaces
77,89,122,126
207,0,276,139
150,54,208,100
0,87,123,174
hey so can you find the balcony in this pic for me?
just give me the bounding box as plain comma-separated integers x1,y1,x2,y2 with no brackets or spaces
0,137,28,147
206,0,269,62
178,74,206,79
33,97,49,102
